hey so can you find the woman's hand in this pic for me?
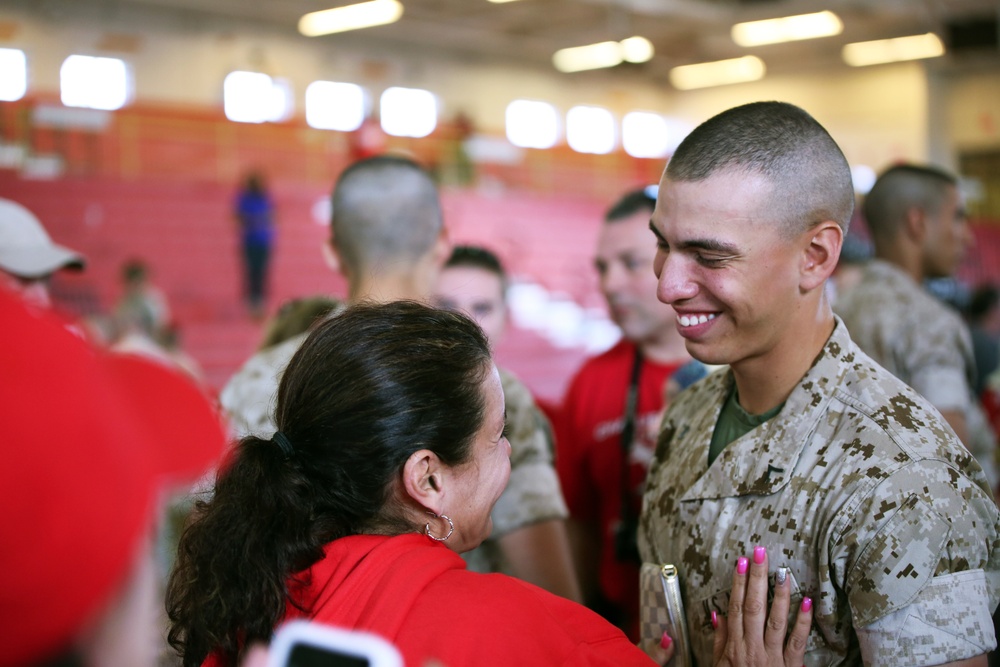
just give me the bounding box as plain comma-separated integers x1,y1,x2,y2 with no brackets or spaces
711,546,812,667
639,630,676,666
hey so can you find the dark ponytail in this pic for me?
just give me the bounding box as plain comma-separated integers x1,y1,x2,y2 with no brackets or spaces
166,434,339,667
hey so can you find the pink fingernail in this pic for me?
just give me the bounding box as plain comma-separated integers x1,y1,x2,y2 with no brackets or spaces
661,632,672,650
753,545,766,564
801,597,813,613
710,610,718,629
737,556,749,575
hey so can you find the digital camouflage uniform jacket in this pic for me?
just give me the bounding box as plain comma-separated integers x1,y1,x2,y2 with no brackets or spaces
219,335,568,573
639,318,1000,666
835,258,999,491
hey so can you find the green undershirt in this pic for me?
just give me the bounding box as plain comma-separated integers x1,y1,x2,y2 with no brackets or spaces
708,385,784,466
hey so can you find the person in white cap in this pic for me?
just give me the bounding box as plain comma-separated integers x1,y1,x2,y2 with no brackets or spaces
0,197,85,308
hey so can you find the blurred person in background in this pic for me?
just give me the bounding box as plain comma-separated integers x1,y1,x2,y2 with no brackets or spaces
234,171,276,320
256,294,341,351
835,163,998,495
114,258,171,342
0,197,85,310
433,245,581,601
109,258,205,382
0,288,226,667
554,186,694,640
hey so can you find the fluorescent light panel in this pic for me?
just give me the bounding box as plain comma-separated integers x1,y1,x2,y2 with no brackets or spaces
842,33,945,67
299,0,403,37
553,36,653,73
732,11,842,47
0,48,27,102
669,56,765,90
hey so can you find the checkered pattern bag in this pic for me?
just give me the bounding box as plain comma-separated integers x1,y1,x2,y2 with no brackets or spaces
639,562,692,666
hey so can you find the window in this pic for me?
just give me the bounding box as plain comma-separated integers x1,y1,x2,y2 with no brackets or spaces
60,55,130,110
505,100,559,149
306,81,367,131
223,71,291,124
0,48,27,102
566,105,615,154
380,86,436,138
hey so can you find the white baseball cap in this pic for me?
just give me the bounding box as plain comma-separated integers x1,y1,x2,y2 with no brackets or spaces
0,198,85,279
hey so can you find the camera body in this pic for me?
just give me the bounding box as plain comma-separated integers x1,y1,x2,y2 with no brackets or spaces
267,620,404,667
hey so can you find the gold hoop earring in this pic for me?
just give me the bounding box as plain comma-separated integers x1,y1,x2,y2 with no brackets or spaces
424,512,454,542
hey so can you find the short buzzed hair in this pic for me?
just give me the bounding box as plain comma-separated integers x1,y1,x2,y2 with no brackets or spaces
331,155,443,272
605,187,657,223
443,245,508,295
666,101,854,235
863,163,958,244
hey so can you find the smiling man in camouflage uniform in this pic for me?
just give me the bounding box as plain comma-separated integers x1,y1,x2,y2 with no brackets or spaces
640,101,1000,665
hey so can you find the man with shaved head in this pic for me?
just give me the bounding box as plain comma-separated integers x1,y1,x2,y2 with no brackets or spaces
221,155,576,601
835,164,997,494
221,155,451,437
640,102,999,665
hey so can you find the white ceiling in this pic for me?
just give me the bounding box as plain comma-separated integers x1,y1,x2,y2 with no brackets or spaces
4,0,999,81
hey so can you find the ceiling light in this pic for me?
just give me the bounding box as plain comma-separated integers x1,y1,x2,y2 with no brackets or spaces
842,33,945,67
669,56,765,90
553,36,654,73
620,36,654,63
299,0,403,37
732,11,842,47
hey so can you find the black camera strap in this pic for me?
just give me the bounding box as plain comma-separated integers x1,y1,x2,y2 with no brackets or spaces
616,346,644,558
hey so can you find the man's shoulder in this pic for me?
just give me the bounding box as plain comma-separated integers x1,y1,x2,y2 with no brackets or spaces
219,333,308,437
838,262,957,326
497,366,553,458
498,367,534,408
223,334,304,393
819,335,976,470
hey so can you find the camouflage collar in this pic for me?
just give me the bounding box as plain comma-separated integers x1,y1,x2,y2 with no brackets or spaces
681,318,850,501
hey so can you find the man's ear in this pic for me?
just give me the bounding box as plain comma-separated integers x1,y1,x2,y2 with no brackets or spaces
322,239,348,279
903,205,927,243
800,221,843,292
401,449,446,515
431,227,452,269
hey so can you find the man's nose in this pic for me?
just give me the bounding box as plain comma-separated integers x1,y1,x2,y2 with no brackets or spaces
655,252,697,305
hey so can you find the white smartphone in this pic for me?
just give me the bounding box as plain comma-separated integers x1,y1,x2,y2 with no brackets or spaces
267,620,405,667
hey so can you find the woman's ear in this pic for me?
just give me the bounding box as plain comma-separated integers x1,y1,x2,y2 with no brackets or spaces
401,449,445,515
800,221,843,292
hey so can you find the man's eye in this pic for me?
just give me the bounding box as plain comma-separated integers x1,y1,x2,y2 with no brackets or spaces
696,254,725,266
501,422,511,439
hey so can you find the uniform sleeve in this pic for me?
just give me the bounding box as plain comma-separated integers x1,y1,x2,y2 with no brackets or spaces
842,460,1000,664
491,372,568,537
898,314,973,414
218,338,300,439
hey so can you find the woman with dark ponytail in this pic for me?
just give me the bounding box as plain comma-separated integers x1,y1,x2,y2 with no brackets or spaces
167,301,654,667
